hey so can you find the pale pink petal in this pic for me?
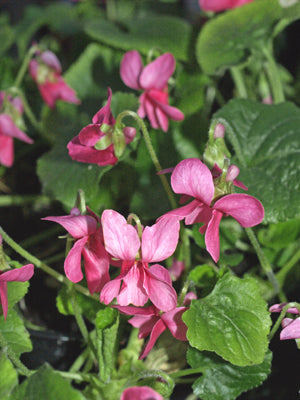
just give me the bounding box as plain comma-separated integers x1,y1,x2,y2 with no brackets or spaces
100,277,122,305
152,98,184,122
183,292,197,306
120,50,143,90
161,307,188,340
269,303,299,314
0,264,34,282
144,266,177,312
233,179,248,191
0,282,8,320
171,158,215,205
82,232,110,294
123,127,136,144
92,88,114,125
139,319,166,359
11,97,24,114
281,317,293,328
280,318,300,340
0,114,33,143
55,78,80,105
214,193,264,227
144,96,159,129
40,50,62,73
64,237,88,283
0,134,13,167
205,209,223,262
78,124,103,146
142,217,180,262
137,93,146,118
148,264,172,286
185,202,212,225
121,386,163,400
160,200,202,222
101,210,140,261
43,214,97,238
117,264,148,307
139,53,175,91
155,106,169,132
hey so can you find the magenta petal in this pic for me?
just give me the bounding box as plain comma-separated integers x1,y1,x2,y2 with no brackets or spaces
144,266,177,312
0,264,34,282
154,100,184,122
78,124,103,146
117,264,148,307
160,200,202,222
43,214,97,238
280,318,300,340
214,193,264,228
142,217,180,262
0,135,14,167
82,232,110,294
123,127,136,144
121,386,163,400
144,96,159,129
139,53,175,91
171,158,215,205
139,319,166,359
0,114,33,143
155,106,169,132
115,305,156,316
100,277,122,305
0,282,8,320
129,314,159,338
101,210,140,261
148,264,172,286
120,50,143,90
92,88,115,125
161,307,188,341
205,209,223,262
64,237,88,283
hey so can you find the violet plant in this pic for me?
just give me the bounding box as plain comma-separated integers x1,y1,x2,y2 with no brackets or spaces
0,1,299,399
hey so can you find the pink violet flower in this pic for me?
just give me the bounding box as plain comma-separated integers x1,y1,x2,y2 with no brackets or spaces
270,303,300,340
0,263,34,320
120,50,184,132
161,158,264,263
121,386,163,400
100,210,180,312
67,88,136,166
116,304,188,359
43,207,110,294
199,0,254,12
0,92,33,167
29,50,80,108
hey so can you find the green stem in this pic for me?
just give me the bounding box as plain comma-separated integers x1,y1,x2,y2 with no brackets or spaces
17,90,44,135
55,370,94,383
268,302,299,340
245,227,285,301
14,45,37,88
170,367,203,379
262,43,285,104
0,226,99,301
0,195,50,208
276,247,300,286
116,111,177,210
0,330,33,376
128,369,174,393
69,347,90,373
230,67,248,99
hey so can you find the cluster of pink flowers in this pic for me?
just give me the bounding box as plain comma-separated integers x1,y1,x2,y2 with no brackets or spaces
0,92,33,167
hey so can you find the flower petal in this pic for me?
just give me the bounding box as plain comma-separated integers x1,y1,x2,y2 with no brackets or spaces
171,158,215,205
214,193,264,227
100,276,122,305
92,87,114,125
101,210,140,261
64,237,88,283
78,124,104,146
121,386,163,400
280,318,300,340
117,264,148,307
0,134,14,167
0,282,8,320
142,217,180,262
139,319,166,359
120,51,143,90
205,209,223,262
139,53,175,91
0,264,34,282
129,314,159,338
43,214,97,238
0,114,33,143
161,307,188,340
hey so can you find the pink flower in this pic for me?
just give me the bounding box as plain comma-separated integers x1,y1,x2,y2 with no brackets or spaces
162,158,264,262
270,303,300,340
43,207,109,294
0,263,34,320
100,210,180,311
67,88,136,166
199,0,254,12
120,50,184,132
121,386,163,400
0,92,33,167
29,50,80,108
116,304,188,359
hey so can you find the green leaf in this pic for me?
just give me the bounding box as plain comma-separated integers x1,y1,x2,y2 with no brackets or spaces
183,274,271,366
0,309,32,355
196,0,300,74
187,347,272,400
258,218,300,249
11,364,85,400
85,14,191,61
213,99,300,223
0,351,18,400
95,308,119,382
188,264,218,296
6,281,30,314
0,16,14,57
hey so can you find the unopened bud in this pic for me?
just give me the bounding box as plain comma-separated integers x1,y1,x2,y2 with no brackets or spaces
213,123,225,139
40,51,62,73
112,125,126,158
226,165,240,182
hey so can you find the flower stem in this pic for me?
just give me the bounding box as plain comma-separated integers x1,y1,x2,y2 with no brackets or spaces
0,226,99,301
245,227,286,301
276,247,300,287
0,195,50,208
262,42,285,104
230,67,248,99
116,111,177,210
14,45,37,89
170,367,203,379
0,330,33,376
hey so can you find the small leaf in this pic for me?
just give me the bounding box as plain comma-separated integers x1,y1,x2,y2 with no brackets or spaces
213,99,300,223
0,351,18,400
187,347,272,400
10,364,85,400
183,274,271,366
0,16,14,57
6,281,29,314
0,309,32,355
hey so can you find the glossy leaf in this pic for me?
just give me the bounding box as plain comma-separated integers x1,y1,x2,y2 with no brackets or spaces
0,351,18,400
0,310,32,355
183,274,271,366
